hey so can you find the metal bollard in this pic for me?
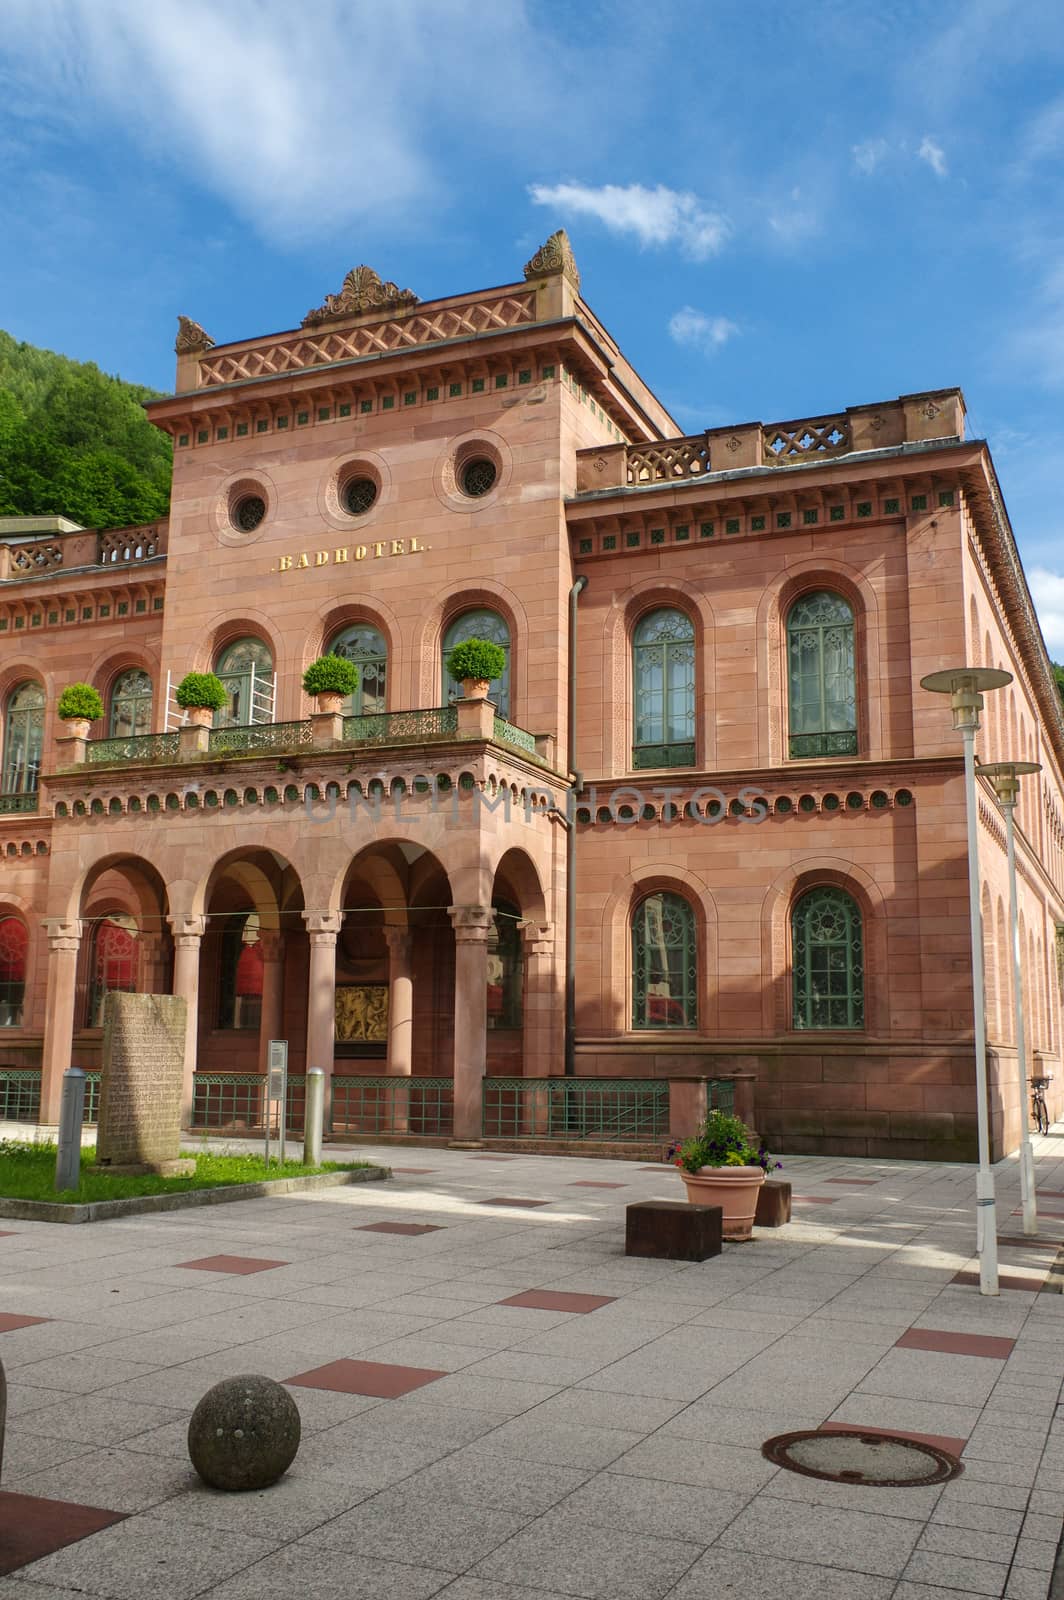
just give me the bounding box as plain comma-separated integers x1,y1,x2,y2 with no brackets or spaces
55,1068,86,1192
303,1068,325,1168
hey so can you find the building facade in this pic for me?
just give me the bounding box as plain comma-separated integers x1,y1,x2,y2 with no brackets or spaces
2,233,1063,1160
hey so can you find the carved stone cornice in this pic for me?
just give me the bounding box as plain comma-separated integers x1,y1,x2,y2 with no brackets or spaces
302,266,419,328
168,913,206,946
175,316,214,354
302,909,343,941
524,229,580,292
448,905,493,942
42,916,82,951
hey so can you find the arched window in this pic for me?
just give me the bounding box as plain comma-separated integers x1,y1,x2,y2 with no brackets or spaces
218,912,263,1030
88,914,139,1027
632,891,697,1029
109,669,153,738
786,591,857,759
792,887,864,1029
487,900,523,1030
632,609,696,769
1,682,45,798
328,624,387,717
214,638,274,727
0,917,28,1027
442,609,510,718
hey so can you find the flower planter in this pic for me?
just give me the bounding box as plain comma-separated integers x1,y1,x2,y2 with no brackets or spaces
461,676,491,699
184,706,214,728
677,1166,765,1241
60,717,92,740
314,691,344,714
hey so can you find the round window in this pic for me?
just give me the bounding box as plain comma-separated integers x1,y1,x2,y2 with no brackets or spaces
460,458,497,498
233,494,266,532
343,477,378,516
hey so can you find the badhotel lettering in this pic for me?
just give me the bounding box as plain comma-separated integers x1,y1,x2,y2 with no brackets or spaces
273,537,429,573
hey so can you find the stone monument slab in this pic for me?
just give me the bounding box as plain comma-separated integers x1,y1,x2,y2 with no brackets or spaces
95,993,188,1173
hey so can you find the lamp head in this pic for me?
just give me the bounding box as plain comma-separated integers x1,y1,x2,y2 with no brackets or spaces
920,667,1013,733
976,760,1042,807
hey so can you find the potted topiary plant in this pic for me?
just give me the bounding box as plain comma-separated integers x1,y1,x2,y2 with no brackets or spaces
668,1110,781,1241
302,654,359,714
57,683,105,740
175,671,228,727
445,637,506,699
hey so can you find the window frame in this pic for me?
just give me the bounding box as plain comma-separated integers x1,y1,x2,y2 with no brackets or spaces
214,637,274,727
327,623,388,718
785,589,858,760
442,609,511,718
1,681,45,796
109,668,154,738
631,608,696,770
631,890,698,1031
791,885,865,1030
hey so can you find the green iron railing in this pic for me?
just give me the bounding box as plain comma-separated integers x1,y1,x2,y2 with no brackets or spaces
788,731,859,760
190,1072,306,1130
631,742,696,770
87,732,180,765
0,1067,100,1123
343,707,458,745
482,1077,674,1141
492,717,537,755
329,1075,454,1137
208,720,314,756
0,791,38,814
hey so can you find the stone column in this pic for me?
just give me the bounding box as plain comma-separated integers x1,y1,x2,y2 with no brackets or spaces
168,914,205,1129
449,905,493,1140
303,911,341,1095
520,922,555,1133
384,928,414,1078
138,932,167,994
256,932,286,1076
39,918,83,1125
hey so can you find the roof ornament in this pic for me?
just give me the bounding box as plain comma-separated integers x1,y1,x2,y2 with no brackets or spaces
302,266,419,327
523,228,580,292
175,316,215,355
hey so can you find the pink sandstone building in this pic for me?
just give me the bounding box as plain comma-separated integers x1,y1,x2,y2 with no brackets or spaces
1,232,1062,1161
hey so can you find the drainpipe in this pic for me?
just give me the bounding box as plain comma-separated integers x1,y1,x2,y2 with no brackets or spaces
565,575,588,1077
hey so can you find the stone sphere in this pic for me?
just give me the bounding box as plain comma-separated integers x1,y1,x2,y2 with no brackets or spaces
187,1375,300,1492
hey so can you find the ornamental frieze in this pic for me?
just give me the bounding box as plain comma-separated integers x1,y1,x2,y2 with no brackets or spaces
302,265,419,327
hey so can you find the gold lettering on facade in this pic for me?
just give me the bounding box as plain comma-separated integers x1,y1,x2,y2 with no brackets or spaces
296,553,309,569
355,544,367,561
373,542,385,558
273,540,428,575
279,554,293,572
334,547,349,563
315,550,329,566
391,539,405,556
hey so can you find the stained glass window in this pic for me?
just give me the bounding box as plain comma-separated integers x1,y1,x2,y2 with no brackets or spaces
632,610,695,769
443,609,510,717
218,912,263,1030
1,681,44,795
328,624,387,716
487,900,523,1030
0,917,28,1026
215,638,274,727
632,892,697,1029
109,669,153,738
88,914,139,1027
792,887,864,1029
786,591,858,759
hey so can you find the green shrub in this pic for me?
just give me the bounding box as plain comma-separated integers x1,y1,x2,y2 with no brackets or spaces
175,671,227,711
57,682,104,722
445,637,506,684
668,1110,781,1175
302,654,359,697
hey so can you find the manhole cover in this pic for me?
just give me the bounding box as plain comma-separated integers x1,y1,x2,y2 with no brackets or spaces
762,1429,962,1487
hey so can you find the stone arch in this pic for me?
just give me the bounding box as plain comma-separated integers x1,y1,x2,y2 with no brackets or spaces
601,576,715,777
75,854,172,1028
761,857,888,1036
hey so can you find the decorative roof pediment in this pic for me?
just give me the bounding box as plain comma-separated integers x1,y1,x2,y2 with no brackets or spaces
175,316,215,354
302,265,419,327
523,229,580,292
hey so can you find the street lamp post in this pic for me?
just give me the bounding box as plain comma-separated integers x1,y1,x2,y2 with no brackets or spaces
921,666,1012,1297
975,760,1042,1236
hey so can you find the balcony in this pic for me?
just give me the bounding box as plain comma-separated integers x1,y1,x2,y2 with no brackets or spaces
0,791,38,815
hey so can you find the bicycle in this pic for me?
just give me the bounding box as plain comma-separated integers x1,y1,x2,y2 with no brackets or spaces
1031,1075,1052,1137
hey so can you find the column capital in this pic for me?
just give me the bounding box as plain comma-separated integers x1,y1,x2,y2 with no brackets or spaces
42,916,82,951
449,904,493,943
520,919,554,955
383,925,413,957
168,913,206,944
303,909,343,942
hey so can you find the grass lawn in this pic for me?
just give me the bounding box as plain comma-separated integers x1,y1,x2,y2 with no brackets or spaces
0,1140,374,1203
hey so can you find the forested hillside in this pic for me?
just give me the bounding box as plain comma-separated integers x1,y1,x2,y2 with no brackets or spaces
0,331,171,528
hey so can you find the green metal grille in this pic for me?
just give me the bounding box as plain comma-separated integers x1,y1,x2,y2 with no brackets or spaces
632,741,696,769
87,732,180,765
787,591,857,760
329,1075,454,1137
0,1067,41,1120
83,1071,100,1122
207,720,313,756
493,718,536,755
788,731,859,760
793,886,864,1029
482,1077,672,1141
190,1073,306,1130
0,792,38,814
343,707,458,745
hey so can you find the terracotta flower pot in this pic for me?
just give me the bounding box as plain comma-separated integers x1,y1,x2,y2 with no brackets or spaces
677,1165,766,1241
61,717,91,740
185,705,214,727
461,677,491,699
315,691,344,714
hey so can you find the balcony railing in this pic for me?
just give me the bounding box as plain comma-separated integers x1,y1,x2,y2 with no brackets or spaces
208,720,315,756
87,732,180,765
0,791,38,815
482,1077,675,1140
788,731,860,760
343,706,458,745
0,1068,99,1123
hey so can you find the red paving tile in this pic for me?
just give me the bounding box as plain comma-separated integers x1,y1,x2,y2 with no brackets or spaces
286,1358,446,1398
0,1232,17,1238
0,1490,126,1576
952,1270,1045,1292
997,1234,1062,1251
1035,1191,1064,1200
176,1254,289,1275
478,1197,549,1208
569,1181,627,1189
896,1327,1015,1359
823,1422,968,1458
824,1178,880,1187
792,1195,838,1205
0,1312,51,1333
499,1289,617,1313
356,1222,444,1236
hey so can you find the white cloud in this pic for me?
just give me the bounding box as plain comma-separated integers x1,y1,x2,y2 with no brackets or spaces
918,136,949,178
1030,569,1064,658
528,182,729,260
852,138,889,175
668,307,739,355
0,0,558,244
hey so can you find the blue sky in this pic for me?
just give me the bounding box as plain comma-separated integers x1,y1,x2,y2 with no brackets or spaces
2,0,1063,653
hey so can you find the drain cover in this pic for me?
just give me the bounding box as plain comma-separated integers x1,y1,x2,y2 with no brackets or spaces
762,1429,962,1487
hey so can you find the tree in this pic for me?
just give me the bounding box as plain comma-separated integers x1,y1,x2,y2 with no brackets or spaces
1053,662,1064,706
